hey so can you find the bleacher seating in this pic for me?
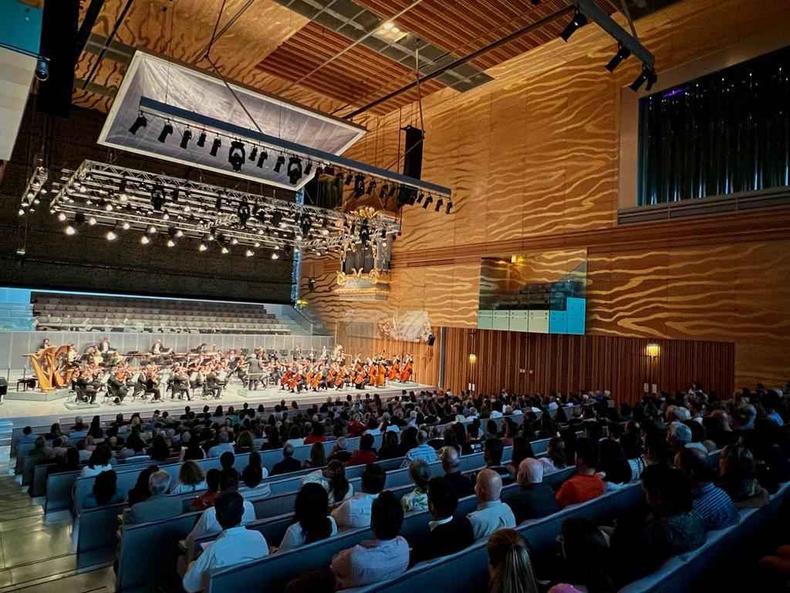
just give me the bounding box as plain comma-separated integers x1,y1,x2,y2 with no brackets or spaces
31,293,291,334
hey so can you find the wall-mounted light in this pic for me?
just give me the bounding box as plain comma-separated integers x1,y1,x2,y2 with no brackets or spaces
468,353,478,365
645,343,660,358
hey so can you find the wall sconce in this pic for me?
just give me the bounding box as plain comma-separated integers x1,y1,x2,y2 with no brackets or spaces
645,343,660,358
468,353,478,365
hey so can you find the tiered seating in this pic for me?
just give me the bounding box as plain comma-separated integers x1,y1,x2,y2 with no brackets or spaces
31,293,291,334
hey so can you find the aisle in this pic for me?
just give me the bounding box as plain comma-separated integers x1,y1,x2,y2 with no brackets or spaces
0,445,114,593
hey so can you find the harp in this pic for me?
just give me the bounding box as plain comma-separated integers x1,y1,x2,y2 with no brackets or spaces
24,345,73,391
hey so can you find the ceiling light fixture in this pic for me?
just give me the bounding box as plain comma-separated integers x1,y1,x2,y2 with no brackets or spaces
129,113,147,135
561,9,588,41
605,43,632,72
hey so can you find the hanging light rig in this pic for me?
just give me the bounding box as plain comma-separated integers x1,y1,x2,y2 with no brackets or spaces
24,160,402,259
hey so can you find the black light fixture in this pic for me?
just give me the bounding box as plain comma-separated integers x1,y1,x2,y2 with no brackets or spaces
605,43,632,72
367,179,377,195
196,131,207,147
179,129,193,149
304,161,312,176
158,121,174,143
353,174,366,198
344,172,354,186
129,113,147,135
274,155,286,173
630,65,658,91
422,195,433,209
435,198,444,212
446,201,454,214
561,9,588,42
287,157,303,184
215,193,224,211
150,184,166,210
171,187,180,203
256,149,268,168
237,200,251,227
379,184,388,199
210,137,222,157
416,192,424,204
388,185,398,198
228,141,246,172
299,214,312,236
249,147,258,161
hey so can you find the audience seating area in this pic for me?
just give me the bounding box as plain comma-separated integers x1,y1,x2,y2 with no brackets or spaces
32,293,291,334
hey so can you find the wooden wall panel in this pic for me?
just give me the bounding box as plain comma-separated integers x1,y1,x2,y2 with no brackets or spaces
440,328,735,404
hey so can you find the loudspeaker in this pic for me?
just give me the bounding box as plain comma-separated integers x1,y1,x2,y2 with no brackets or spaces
402,125,424,179
37,0,79,117
426,333,435,346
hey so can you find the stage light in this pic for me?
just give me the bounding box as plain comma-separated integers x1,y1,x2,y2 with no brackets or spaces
57,212,67,222
447,201,453,214
287,157,303,184
422,195,433,209
561,9,587,41
88,216,97,225
304,162,312,176
254,241,261,248
353,174,366,198
175,229,184,238
158,122,174,143
435,198,444,212
198,242,208,252
196,131,207,147
344,172,354,185
237,201,251,227
140,235,151,245
416,192,424,204
256,150,268,168
129,113,147,135
122,221,131,230
230,237,239,245
228,141,246,172
221,246,230,254
171,187,180,203
630,66,658,91
177,129,192,149
274,155,286,173
150,184,166,210
249,147,258,161
104,202,113,212
147,225,157,234
606,43,631,72
65,225,77,235
210,137,222,157
271,252,279,260
106,228,118,241
215,194,223,211
367,179,377,195
166,239,176,247
245,249,255,257
18,208,27,216
380,184,388,199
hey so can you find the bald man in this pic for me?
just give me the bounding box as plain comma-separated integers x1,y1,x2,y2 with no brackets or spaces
502,458,558,523
440,446,475,497
466,469,516,540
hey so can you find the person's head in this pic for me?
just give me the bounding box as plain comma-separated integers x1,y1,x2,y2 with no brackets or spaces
487,529,539,593
409,459,431,491
641,463,693,515
93,470,118,505
511,436,535,468
516,458,544,486
89,443,112,468
323,459,350,500
620,430,642,460
475,468,504,503
382,431,399,449
547,436,567,468
559,518,613,593
370,490,403,541
484,438,504,466
361,463,386,494
574,438,597,473
23,426,31,436
427,476,458,520
215,491,244,530
441,446,462,475
282,443,295,459
179,460,205,486
675,446,714,485
310,442,326,466
148,470,171,496
360,433,375,451
597,438,631,484
667,421,692,450
220,451,235,471
294,483,333,543
205,468,221,493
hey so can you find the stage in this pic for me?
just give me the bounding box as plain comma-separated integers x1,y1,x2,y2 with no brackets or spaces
0,381,432,428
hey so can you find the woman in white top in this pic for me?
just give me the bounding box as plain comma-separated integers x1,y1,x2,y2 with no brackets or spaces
278,483,338,553
170,460,208,495
539,437,567,475
302,459,354,505
80,443,113,477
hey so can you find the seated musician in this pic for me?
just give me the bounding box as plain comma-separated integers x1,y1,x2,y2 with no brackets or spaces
74,367,100,404
39,338,52,352
151,340,172,356
132,366,162,401
107,369,129,404
204,366,223,399
99,336,113,354
170,364,191,401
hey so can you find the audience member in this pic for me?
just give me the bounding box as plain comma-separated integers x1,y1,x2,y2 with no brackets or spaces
187,470,256,542
550,518,614,593
208,431,235,458
440,446,475,498
171,460,207,495
272,444,302,475
402,429,438,466
467,469,516,540
676,447,739,530
332,463,386,529
555,439,605,508
413,477,474,562
503,457,558,523
125,470,182,524
718,444,769,508
303,442,327,468
80,444,113,477
127,465,160,506
83,470,124,508
241,451,270,489
400,459,430,512
278,483,337,553
347,434,378,466
487,529,539,593
192,468,222,511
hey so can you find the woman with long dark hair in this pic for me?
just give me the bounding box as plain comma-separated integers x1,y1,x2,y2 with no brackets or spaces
81,443,113,477
88,415,104,439
597,438,632,487
278,483,336,552
487,529,539,593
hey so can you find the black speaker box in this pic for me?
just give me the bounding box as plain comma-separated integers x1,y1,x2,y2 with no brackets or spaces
37,0,79,117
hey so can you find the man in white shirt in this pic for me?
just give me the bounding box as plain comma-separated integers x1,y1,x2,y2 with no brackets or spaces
332,463,386,530
331,491,409,588
181,491,268,592
466,469,516,540
186,471,256,544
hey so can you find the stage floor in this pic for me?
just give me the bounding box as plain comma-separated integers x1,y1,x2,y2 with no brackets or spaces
0,381,431,427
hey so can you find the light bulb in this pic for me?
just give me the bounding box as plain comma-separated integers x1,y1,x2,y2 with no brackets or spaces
65,225,76,236
140,235,150,245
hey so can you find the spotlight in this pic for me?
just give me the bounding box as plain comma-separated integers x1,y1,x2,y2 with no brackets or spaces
367,179,377,195
435,198,444,212
245,249,255,257
249,147,258,161
237,200,251,227
65,225,77,236
210,137,222,157
416,192,424,204
147,225,157,234
175,229,184,238
228,141,246,172
215,194,223,211
129,113,147,135
198,242,208,252
166,239,176,248
88,216,97,225
353,174,366,198
274,155,286,173
179,129,193,149
122,221,131,230
106,229,118,241
158,122,174,143
256,150,268,168
150,184,166,210
605,43,632,72
221,246,230,254
140,235,151,245
231,237,239,245
271,252,279,260
561,9,587,41
197,131,207,147
35,57,49,81
304,161,312,176
57,212,67,222
422,195,433,209
630,66,658,91
446,201,453,214
344,173,354,185
287,157,303,184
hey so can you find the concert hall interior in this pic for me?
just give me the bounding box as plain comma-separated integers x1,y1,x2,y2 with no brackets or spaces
0,1,789,593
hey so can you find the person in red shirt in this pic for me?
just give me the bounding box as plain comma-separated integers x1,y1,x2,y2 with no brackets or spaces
347,434,378,466
304,422,327,445
555,438,605,508
347,415,365,438
191,468,221,510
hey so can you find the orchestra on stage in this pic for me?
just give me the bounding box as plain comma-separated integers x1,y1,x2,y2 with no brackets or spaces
25,339,416,405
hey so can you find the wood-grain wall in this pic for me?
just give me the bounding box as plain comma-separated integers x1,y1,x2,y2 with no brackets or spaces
301,0,790,392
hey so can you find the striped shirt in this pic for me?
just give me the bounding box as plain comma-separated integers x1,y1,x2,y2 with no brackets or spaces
693,482,739,530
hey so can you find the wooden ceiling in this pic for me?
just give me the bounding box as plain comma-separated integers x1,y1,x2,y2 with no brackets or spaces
73,0,618,119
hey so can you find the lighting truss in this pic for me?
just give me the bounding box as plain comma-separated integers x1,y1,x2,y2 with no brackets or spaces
19,165,48,215
36,160,401,257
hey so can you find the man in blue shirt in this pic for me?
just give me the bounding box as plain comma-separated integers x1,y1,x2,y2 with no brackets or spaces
401,430,438,467
678,447,738,530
